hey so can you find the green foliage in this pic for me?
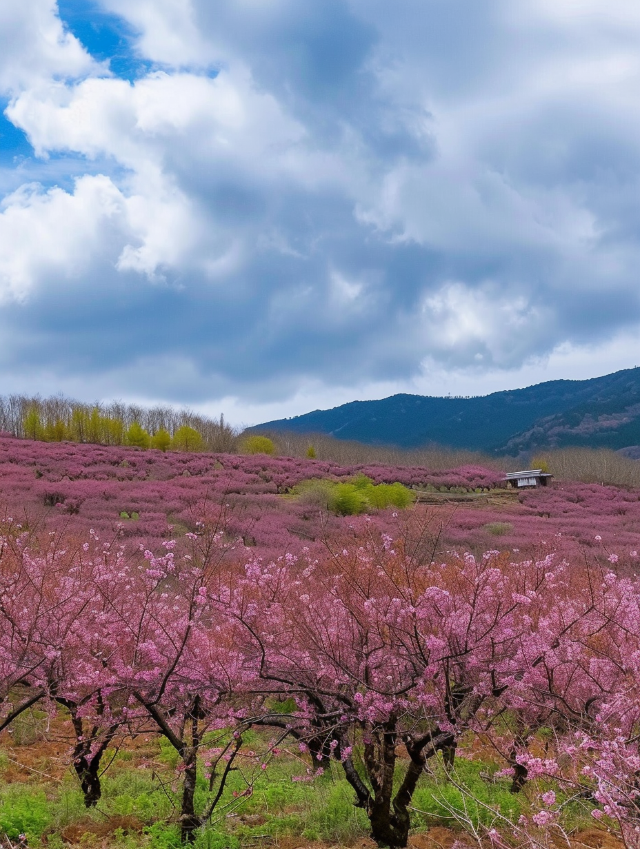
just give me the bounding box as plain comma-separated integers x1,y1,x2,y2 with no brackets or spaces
86,406,102,444
294,475,415,515
171,425,203,452
243,435,276,455
306,444,316,458
351,473,373,489
23,407,43,441
270,697,298,714
126,422,151,449
44,418,69,442
0,787,50,839
0,730,597,849
144,823,186,849
105,417,125,446
292,478,334,508
367,482,415,509
329,483,369,515
532,456,550,474
151,428,171,452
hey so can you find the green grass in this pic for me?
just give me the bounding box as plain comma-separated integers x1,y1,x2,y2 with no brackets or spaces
0,733,601,848
483,522,513,536
412,756,523,831
0,787,51,839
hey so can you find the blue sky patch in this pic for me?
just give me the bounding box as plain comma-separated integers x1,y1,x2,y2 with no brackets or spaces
57,0,153,80
0,104,32,163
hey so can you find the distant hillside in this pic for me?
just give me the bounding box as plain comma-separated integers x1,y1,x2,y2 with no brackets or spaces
254,368,640,454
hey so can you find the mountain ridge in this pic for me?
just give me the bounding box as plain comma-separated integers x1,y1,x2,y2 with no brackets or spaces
252,367,640,454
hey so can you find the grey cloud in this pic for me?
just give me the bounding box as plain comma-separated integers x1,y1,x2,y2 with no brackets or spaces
2,0,640,408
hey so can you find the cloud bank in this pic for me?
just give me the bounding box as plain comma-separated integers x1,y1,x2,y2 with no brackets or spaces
1,0,640,422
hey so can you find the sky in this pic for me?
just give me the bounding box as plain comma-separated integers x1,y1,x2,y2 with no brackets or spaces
1,0,640,427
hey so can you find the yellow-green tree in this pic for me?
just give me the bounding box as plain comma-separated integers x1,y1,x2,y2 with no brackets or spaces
69,408,88,442
531,457,550,473
105,417,125,446
86,407,103,444
243,435,276,455
44,418,69,442
151,428,171,452
126,421,150,449
171,426,203,452
23,407,43,441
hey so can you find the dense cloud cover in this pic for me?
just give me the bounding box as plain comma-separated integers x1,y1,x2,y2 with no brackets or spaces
1,0,639,422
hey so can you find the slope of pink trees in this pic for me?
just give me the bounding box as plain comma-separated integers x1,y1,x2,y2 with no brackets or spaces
3,433,640,568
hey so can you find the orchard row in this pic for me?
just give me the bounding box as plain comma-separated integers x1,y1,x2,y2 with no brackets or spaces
2,512,640,847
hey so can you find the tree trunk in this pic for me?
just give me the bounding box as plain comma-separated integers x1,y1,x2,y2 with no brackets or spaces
63,700,118,808
180,746,201,844
363,721,412,848
73,756,103,808
509,749,528,793
442,740,457,769
344,725,456,848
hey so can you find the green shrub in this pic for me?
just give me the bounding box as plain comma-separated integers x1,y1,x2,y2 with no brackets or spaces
292,479,333,508
306,445,316,458
294,476,415,515
243,435,276,455
351,474,374,490
329,483,369,515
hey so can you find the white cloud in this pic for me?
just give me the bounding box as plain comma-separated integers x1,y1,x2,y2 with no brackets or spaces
7,69,305,166
0,169,207,299
0,0,94,94
101,0,212,67
0,176,126,301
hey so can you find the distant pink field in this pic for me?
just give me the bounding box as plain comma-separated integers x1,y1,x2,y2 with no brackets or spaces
1,433,639,567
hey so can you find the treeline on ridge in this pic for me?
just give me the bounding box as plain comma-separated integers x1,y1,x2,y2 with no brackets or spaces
0,394,237,453
3,394,640,490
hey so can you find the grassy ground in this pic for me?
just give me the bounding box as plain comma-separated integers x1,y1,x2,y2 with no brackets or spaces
0,709,614,849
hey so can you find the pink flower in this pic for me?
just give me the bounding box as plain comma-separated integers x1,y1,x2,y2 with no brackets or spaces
532,810,554,826
541,790,556,806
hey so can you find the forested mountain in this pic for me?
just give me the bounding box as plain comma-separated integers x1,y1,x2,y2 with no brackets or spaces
255,367,640,454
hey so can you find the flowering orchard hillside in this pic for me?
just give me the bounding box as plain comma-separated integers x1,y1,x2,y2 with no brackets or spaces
3,434,640,848
1,433,640,564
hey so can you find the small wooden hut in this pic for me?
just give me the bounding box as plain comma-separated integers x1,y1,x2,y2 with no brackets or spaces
504,469,553,489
